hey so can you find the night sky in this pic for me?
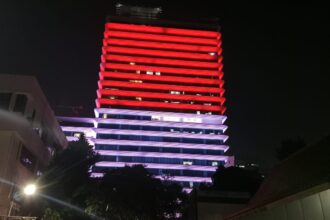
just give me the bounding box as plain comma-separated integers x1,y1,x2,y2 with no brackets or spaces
1,1,329,172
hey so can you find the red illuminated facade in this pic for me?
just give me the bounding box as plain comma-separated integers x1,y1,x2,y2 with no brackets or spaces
97,22,226,115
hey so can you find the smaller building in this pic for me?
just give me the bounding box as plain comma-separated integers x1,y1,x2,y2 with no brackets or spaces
225,135,330,220
0,74,67,216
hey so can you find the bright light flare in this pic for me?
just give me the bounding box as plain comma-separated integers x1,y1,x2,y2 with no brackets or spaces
23,184,37,196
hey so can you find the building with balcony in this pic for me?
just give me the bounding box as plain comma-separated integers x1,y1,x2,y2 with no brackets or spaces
0,74,67,216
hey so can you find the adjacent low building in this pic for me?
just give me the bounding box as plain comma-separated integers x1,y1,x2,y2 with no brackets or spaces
225,135,330,220
0,74,67,216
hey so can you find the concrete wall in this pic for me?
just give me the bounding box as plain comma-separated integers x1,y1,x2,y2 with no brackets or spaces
198,202,245,220
227,186,330,220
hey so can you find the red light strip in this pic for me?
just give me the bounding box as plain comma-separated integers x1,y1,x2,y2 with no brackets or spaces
102,63,220,77
104,30,218,46
104,38,221,53
98,89,225,104
103,46,218,61
99,71,222,86
102,54,219,69
96,98,224,112
106,22,220,38
99,80,224,94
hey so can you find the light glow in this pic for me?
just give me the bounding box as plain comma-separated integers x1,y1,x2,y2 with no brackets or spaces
23,184,37,196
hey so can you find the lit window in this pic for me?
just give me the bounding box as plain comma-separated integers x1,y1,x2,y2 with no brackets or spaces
109,96,116,99
170,91,180,95
74,133,81,138
196,94,201,96
103,114,107,119
163,116,180,122
129,62,135,65
155,72,161,75
204,103,212,106
183,161,193,165
209,52,216,56
136,97,142,101
129,80,143,83
151,116,161,121
183,118,202,123
196,111,200,115
136,70,140,74
146,71,153,75
212,161,218,166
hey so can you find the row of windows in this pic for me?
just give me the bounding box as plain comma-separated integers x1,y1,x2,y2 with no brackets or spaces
102,76,220,88
96,133,224,145
100,155,224,167
102,86,221,97
98,123,223,135
102,95,219,106
100,113,151,120
106,67,219,80
93,166,214,178
95,144,224,155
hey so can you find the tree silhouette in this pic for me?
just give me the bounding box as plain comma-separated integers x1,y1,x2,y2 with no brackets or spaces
276,137,306,161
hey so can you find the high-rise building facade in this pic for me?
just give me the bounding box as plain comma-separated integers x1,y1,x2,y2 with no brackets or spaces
59,5,233,188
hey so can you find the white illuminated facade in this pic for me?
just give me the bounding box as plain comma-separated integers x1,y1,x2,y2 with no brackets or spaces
59,107,233,188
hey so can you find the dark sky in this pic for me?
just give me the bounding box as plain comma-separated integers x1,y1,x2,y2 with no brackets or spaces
1,1,329,172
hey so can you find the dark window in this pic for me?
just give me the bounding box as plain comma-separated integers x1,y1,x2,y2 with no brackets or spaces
28,109,36,123
205,149,224,155
13,94,27,113
20,145,37,172
182,149,204,154
162,148,180,153
141,146,159,152
0,93,12,110
119,145,139,151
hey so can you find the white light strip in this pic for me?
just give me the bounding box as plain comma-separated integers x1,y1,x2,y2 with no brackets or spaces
58,116,227,132
96,150,228,161
95,108,227,124
66,136,229,152
61,126,228,142
155,175,212,183
96,128,227,141
95,161,217,171
92,138,229,151
91,172,211,183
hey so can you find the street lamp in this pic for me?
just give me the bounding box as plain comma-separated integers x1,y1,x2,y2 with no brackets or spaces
8,183,38,217
23,184,37,196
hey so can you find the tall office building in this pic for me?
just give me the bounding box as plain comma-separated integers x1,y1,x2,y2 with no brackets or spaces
59,4,233,188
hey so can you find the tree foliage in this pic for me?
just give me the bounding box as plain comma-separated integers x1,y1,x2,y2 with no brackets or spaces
207,165,263,196
276,137,306,161
30,135,187,219
86,165,187,220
